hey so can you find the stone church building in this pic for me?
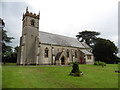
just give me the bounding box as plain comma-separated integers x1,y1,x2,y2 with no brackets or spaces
17,8,94,65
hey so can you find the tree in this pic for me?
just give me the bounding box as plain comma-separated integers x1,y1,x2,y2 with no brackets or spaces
76,30,100,46
93,38,118,63
9,46,19,63
14,46,19,53
2,29,14,64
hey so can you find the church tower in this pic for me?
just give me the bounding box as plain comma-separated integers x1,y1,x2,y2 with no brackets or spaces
17,7,40,65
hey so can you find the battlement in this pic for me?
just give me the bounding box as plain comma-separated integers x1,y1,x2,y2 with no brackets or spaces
22,7,40,20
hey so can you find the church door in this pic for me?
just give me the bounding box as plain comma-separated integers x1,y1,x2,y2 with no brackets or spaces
61,56,65,65
80,57,83,64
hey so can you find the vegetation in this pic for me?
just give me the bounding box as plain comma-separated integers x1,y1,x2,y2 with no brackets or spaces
68,62,79,65
2,29,18,64
94,61,106,67
2,29,14,64
93,38,119,64
70,62,82,76
76,30,120,64
2,64,118,88
8,46,19,63
76,30,100,46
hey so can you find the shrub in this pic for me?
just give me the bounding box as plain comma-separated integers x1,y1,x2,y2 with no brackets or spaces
70,62,83,77
102,62,106,66
68,62,73,65
94,61,106,67
68,62,79,65
71,63,80,73
68,62,80,65
94,61,99,65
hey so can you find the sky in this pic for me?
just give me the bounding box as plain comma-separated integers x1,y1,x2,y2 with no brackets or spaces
0,0,119,51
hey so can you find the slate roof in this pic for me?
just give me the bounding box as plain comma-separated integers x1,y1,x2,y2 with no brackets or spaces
81,42,91,49
80,49,93,55
39,31,86,48
55,52,62,60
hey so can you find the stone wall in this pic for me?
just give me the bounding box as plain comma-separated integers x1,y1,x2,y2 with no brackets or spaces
38,44,86,65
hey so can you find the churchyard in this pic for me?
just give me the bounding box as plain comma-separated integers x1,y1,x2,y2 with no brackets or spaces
2,64,119,88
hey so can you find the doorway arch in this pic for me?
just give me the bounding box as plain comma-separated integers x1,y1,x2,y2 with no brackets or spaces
55,52,67,65
61,56,65,65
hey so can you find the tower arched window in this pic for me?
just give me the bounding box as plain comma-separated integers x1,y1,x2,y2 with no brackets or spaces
31,19,35,26
44,47,49,57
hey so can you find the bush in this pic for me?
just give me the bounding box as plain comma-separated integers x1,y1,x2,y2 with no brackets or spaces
68,62,73,65
68,62,79,65
94,61,106,67
70,62,83,77
71,63,80,73
101,62,106,66
94,61,99,65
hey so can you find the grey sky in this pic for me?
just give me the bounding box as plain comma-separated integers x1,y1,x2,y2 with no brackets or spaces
0,0,119,49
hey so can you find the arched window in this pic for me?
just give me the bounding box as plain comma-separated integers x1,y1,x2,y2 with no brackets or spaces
72,50,74,56
75,50,77,58
52,47,55,55
44,47,49,57
67,49,69,57
31,19,35,26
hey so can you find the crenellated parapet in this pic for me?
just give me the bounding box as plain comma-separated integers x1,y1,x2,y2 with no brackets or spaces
22,7,40,21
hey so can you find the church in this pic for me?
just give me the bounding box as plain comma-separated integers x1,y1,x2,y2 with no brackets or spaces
17,8,94,65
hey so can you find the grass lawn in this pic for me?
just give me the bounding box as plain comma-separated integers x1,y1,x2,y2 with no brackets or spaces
2,64,119,88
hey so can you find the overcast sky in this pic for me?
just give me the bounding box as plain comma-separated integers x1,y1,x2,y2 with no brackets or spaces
0,0,119,49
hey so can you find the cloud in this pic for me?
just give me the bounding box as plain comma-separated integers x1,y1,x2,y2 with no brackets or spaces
28,0,119,44
1,2,32,47
1,0,119,48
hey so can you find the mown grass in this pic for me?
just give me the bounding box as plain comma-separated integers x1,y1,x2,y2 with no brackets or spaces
2,64,119,88
2,63,16,66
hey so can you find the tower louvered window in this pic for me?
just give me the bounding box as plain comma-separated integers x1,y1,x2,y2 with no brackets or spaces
31,19,35,26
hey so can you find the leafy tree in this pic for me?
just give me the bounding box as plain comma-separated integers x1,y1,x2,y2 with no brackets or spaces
2,30,14,43
93,38,118,63
3,46,19,63
9,46,19,63
76,30,100,46
2,29,14,64
14,46,19,53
